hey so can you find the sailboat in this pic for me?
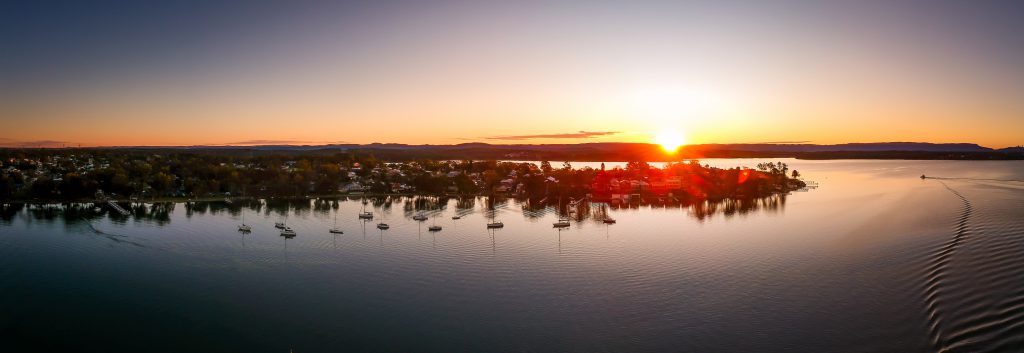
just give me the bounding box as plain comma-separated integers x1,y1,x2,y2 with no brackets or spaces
428,216,442,232
553,195,570,228
413,212,428,221
376,211,390,230
329,212,344,234
238,208,252,232
275,213,286,229
280,226,296,237
486,210,503,228
552,218,570,228
358,198,374,219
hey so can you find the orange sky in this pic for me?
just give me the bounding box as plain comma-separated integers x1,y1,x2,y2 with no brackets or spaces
2,1,1023,148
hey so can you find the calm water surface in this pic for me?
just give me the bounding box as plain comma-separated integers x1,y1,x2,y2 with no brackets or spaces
2,159,1024,352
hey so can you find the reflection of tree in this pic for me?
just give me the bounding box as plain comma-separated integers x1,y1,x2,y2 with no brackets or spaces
400,196,448,217
682,193,787,221
592,204,610,221
5,202,178,226
455,197,476,210
128,202,175,224
0,203,25,223
3,192,789,228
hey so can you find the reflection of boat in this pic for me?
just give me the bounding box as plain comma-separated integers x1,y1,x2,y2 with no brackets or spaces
280,227,296,237
329,214,343,234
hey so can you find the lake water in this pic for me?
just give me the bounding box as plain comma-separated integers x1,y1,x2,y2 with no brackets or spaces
2,159,1024,352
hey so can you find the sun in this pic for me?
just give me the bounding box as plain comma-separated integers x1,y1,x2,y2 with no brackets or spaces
655,130,686,152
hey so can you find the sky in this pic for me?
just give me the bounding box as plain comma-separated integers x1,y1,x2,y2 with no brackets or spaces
2,0,1023,148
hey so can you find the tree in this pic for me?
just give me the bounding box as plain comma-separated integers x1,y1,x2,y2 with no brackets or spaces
152,172,174,195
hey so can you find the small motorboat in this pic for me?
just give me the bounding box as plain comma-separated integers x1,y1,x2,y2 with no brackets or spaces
451,215,461,220
428,225,442,232
486,221,504,229
376,223,390,230
412,213,428,221
603,218,616,224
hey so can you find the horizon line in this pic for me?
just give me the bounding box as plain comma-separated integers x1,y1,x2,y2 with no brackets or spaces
1,141,1019,150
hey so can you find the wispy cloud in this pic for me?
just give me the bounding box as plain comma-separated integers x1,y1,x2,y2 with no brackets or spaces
486,131,620,141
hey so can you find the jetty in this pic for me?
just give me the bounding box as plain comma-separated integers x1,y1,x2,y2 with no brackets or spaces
106,200,130,216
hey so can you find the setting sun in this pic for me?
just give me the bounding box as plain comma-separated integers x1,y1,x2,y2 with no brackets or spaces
655,130,686,152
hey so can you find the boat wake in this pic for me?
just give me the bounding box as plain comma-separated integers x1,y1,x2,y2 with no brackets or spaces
83,221,146,247
920,180,1024,353
924,176,1024,183
921,181,972,351
85,221,121,236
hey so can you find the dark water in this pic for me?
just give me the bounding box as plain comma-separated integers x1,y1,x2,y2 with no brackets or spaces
2,159,1023,353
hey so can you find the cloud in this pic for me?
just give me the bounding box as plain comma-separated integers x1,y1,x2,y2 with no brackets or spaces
486,131,620,141
748,141,812,144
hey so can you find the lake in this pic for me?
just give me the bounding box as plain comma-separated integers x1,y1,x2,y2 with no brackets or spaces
2,159,1024,352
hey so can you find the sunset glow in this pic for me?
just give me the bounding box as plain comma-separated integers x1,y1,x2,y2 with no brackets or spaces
1,1,1022,148
655,130,686,152
3,2,1024,351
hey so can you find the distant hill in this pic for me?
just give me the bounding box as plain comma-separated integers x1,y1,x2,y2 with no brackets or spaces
163,141,993,152
688,141,991,152
93,142,1021,161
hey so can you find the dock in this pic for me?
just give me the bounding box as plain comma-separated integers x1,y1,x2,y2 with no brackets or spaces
107,200,130,216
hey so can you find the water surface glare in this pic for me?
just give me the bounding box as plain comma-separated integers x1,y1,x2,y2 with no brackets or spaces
2,159,1024,352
